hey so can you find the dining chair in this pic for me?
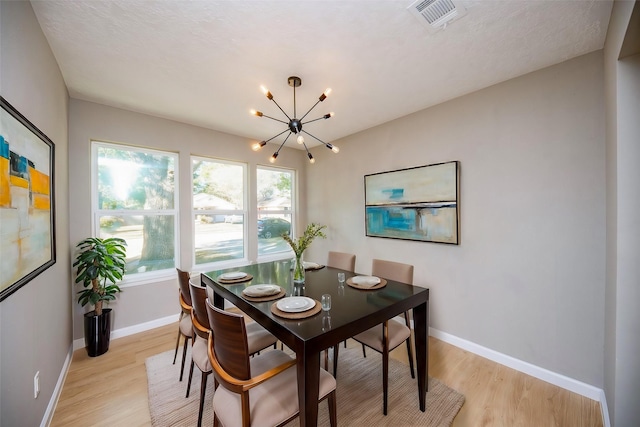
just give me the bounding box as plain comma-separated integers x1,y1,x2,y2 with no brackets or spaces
350,259,415,415
174,268,193,381
187,280,280,427
327,251,356,272
205,299,337,427
186,279,214,427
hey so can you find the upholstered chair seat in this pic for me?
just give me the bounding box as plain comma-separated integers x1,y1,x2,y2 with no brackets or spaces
213,351,336,427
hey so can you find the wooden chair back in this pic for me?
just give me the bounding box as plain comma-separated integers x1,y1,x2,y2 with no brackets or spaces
176,268,192,306
327,251,356,272
372,259,413,285
205,298,252,381
189,279,210,340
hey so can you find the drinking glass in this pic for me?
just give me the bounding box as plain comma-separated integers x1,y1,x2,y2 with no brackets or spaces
322,313,332,331
321,294,331,311
337,272,345,284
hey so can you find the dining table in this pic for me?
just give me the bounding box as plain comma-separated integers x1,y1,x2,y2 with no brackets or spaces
201,259,430,427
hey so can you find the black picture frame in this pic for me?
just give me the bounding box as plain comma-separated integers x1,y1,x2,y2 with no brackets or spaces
1,96,56,301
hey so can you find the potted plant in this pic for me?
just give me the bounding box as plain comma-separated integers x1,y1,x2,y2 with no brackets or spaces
283,223,326,284
73,237,127,357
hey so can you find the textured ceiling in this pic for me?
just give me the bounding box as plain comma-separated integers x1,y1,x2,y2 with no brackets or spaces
31,0,613,148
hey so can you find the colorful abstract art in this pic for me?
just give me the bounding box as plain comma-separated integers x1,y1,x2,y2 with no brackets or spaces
365,161,459,244
1,97,56,301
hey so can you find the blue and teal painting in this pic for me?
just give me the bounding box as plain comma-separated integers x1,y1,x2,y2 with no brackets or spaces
365,203,458,244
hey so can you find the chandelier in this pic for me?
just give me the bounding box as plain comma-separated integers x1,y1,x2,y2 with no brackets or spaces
250,76,339,164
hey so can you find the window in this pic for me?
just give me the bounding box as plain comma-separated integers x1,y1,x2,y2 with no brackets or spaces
93,142,178,279
192,157,246,266
257,166,294,258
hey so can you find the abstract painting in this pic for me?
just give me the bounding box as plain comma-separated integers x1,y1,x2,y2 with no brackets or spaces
1,97,56,301
365,161,458,244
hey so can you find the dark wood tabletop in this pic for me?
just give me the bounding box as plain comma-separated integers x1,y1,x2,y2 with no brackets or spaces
202,259,429,427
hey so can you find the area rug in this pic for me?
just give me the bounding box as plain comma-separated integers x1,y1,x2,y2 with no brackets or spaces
146,345,464,426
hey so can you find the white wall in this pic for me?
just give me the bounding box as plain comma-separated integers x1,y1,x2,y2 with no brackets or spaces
306,51,607,388
68,99,309,340
0,2,70,426
613,51,640,427
604,2,640,425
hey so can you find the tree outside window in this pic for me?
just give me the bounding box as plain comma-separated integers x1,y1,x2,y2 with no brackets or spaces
94,142,178,276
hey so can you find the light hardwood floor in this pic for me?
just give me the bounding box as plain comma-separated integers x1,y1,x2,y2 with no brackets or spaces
50,322,603,427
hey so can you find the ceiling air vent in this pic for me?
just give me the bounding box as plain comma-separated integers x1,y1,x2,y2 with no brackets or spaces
407,0,468,32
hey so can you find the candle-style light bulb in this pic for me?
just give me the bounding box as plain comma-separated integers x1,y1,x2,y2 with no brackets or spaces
252,141,266,151
261,85,273,100
326,143,340,153
319,88,332,102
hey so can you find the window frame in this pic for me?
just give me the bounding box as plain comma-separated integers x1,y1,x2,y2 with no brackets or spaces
91,140,180,286
191,155,249,270
256,164,296,263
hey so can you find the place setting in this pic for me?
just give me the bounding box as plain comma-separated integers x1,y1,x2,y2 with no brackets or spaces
303,261,325,271
216,271,253,284
346,275,387,290
241,284,285,302
289,260,326,271
271,295,322,319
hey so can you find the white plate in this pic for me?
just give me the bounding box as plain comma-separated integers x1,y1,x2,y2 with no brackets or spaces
351,276,381,286
242,284,280,297
219,271,247,280
276,297,315,313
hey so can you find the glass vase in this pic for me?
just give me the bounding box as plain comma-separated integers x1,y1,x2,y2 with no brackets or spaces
293,253,305,284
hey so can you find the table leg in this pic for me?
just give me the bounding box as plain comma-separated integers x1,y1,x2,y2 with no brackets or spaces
212,291,225,310
413,300,429,411
297,346,320,427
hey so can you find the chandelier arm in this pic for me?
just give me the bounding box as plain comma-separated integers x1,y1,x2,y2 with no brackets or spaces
300,129,329,146
274,132,293,154
301,114,332,125
302,140,311,153
269,97,292,121
260,114,289,125
299,99,322,122
302,141,315,163
263,128,291,143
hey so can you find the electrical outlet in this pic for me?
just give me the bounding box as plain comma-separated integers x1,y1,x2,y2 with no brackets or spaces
34,371,40,399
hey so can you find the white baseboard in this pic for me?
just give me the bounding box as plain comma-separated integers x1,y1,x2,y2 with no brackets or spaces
599,388,611,427
429,327,610,425
41,344,73,427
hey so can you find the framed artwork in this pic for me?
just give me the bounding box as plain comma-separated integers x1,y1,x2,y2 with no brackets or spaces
1,97,56,301
365,161,459,244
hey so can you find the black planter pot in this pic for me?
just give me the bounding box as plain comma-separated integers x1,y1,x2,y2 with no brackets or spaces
84,308,112,357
